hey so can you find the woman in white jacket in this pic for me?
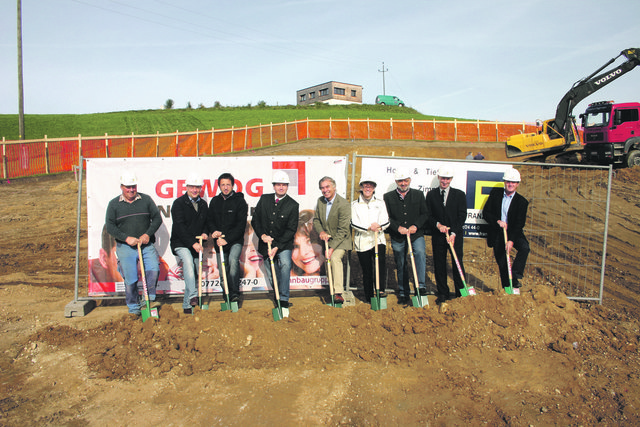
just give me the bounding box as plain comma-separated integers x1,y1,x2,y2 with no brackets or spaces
351,176,390,301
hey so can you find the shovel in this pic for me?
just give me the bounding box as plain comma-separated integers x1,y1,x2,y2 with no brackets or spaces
324,239,342,308
267,241,287,321
371,230,387,311
137,242,159,322
196,236,208,310
503,227,519,295
407,234,427,308
219,241,239,312
446,231,475,297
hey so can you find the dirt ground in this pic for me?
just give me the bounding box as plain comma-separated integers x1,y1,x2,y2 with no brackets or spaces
2,140,640,426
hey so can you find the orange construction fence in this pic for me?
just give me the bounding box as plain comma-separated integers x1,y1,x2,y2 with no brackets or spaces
1,118,538,179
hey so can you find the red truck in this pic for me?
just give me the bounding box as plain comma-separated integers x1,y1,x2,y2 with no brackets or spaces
581,101,640,167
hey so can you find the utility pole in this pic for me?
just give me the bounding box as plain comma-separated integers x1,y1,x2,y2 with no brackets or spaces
17,0,25,140
378,62,388,95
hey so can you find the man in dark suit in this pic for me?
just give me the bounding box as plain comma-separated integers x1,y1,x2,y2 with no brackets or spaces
170,173,209,314
251,170,299,308
313,176,351,304
426,165,468,303
383,168,429,304
482,168,530,292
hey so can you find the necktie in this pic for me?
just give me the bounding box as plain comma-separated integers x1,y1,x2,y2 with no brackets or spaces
192,200,198,212
275,198,280,205
441,189,445,205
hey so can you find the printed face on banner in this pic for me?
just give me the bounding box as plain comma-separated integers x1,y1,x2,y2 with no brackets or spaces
86,157,346,296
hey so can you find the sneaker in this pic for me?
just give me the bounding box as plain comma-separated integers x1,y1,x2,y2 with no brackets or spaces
183,308,193,314
334,294,345,304
190,297,198,307
419,288,428,296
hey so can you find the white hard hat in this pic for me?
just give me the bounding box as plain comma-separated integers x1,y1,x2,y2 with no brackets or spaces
394,167,411,180
359,176,377,186
437,165,454,178
120,171,137,186
185,173,203,186
503,168,521,182
272,170,290,184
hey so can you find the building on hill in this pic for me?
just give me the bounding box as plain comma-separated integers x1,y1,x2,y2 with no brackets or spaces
296,81,362,106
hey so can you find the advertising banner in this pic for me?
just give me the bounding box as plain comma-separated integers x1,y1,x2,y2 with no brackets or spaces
87,156,347,297
360,158,513,238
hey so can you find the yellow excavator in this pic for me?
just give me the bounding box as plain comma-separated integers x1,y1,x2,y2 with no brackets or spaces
506,48,640,160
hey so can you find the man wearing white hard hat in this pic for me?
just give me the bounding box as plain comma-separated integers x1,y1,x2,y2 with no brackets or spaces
426,165,468,303
482,167,530,291
314,176,351,304
383,167,429,304
351,176,390,301
170,173,209,314
208,172,248,305
251,170,299,308
105,170,163,316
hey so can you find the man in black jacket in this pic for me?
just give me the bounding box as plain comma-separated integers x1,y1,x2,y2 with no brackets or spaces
170,173,209,314
426,165,468,303
383,167,428,304
208,172,248,303
482,168,530,292
251,170,299,308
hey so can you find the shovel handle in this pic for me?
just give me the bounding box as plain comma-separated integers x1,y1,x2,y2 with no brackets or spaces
267,241,280,301
325,240,335,297
196,236,203,298
446,231,467,285
137,242,150,303
503,227,513,289
406,233,420,296
374,230,380,293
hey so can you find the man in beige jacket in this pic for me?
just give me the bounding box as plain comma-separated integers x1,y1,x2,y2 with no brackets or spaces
313,176,351,303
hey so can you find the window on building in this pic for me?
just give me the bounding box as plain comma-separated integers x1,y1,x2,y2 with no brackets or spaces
319,88,328,96
300,94,306,102
309,92,315,99
351,90,357,97
334,87,345,95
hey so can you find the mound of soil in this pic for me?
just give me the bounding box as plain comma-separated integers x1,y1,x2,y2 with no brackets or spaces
2,141,640,425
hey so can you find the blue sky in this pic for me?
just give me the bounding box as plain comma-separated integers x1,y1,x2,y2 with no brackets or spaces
1,0,639,122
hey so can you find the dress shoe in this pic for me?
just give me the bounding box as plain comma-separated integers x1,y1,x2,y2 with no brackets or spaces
334,294,345,304
379,290,387,298
230,295,240,303
419,287,428,296
280,300,292,308
397,296,409,305
183,308,193,314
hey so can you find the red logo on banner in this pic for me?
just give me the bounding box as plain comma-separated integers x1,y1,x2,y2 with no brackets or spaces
272,161,306,195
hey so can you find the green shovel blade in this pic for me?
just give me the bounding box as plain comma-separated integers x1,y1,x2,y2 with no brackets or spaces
141,306,159,322
272,307,283,321
411,295,425,308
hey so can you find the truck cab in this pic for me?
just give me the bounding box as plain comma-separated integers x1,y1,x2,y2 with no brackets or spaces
581,101,640,167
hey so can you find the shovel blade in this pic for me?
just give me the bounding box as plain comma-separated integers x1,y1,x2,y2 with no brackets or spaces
220,302,230,311
272,307,283,321
411,295,425,308
327,302,343,308
371,296,387,311
141,307,159,322
201,303,209,310
460,286,476,297
230,302,239,312
505,286,514,295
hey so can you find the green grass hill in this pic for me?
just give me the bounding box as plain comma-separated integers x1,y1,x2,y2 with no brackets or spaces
0,104,465,141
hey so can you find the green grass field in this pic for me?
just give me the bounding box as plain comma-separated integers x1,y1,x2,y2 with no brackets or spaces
0,104,466,141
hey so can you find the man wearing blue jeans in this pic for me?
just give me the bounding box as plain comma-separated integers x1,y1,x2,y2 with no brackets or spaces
170,173,209,314
208,173,248,303
105,171,163,315
251,170,299,308
383,168,428,305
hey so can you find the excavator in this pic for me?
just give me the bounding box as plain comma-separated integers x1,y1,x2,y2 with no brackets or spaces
505,48,640,161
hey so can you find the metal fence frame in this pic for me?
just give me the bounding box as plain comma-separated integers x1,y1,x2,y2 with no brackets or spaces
349,154,610,304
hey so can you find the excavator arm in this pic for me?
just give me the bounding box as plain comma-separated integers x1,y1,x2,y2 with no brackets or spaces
506,48,640,158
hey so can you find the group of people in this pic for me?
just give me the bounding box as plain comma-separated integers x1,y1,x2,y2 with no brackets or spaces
105,165,530,316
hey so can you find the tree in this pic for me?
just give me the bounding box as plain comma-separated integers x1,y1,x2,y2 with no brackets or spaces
186,101,192,109
164,99,174,110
